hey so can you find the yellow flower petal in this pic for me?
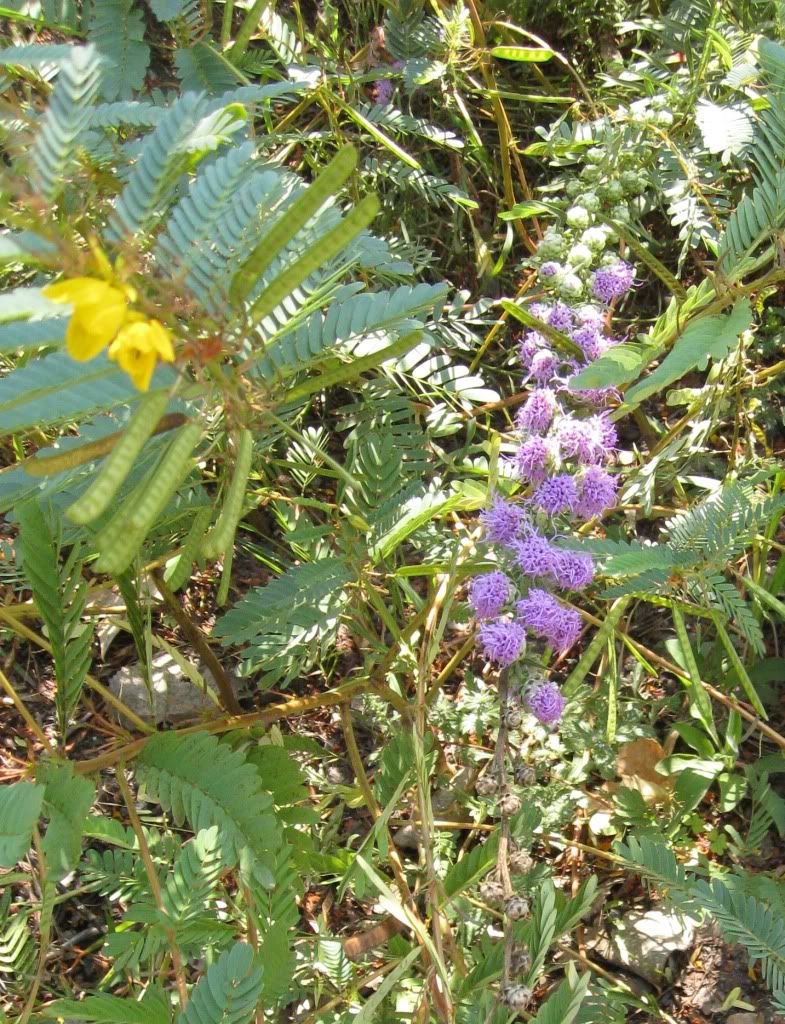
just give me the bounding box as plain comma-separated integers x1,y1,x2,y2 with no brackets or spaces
44,277,129,362
146,319,175,363
108,320,169,392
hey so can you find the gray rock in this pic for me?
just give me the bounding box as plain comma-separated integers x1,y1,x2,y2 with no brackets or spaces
109,651,232,724
591,908,700,985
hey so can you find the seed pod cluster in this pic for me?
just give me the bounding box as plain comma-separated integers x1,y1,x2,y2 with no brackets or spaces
504,703,523,730
514,762,537,787
510,945,531,974
505,895,531,921
509,849,534,875
497,792,522,817
501,984,532,1012
476,773,499,798
478,879,505,905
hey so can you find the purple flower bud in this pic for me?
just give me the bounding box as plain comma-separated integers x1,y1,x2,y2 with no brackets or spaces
513,435,551,484
517,388,558,434
469,571,512,619
525,679,567,725
516,589,582,651
592,261,635,303
480,496,525,545
533,473,578,516
540,261,561,278
576,465,617,519
478,618,527,666
555,414,615,465
551,550,594,590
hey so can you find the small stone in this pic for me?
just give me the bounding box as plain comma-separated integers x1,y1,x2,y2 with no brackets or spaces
590,908,699,985
509,850,534,874
505,896,531,921
501,983,532,1012
109,651,237,725
498,792,522,816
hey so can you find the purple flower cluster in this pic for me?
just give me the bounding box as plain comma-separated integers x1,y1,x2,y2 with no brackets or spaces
467,223,636,731
526,679,567,726
592,261,634,303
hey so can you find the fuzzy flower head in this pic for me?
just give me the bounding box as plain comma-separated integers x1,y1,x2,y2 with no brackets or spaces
518,330,546,368
540,261,561,278
555,414,615,466
551,550,594,590
592,261,634,303
513,532,556,578
570,323,607,362
517,388,558,434
478,618,526,666
469,571,512,620
373,77,394,105
528,348,560,383
533,473,578,516
547,302,575,332
513,435,552,484
517,589,582,651
480,496,525,546
576,466,618,520
526,679,567,725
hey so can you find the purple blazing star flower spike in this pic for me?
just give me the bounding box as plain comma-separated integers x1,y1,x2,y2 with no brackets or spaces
588,413,618,453
478,618,526,666
514,435,551,484
526,679,567,725
513,532,556,578
469,571,512,619
592,261,634,303
529,348,560,383
517,388,558,434
551,550,594,590
548,302,575,331
480,496,525,546
517,589,582,651
533,473,578,516
576,465,618,519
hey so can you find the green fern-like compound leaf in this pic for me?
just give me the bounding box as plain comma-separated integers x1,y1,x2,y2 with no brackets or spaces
88,0,150,101
32,45,104,203
177,943,263,1024
137,732,283,886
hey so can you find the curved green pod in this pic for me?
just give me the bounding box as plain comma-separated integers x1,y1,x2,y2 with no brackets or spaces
229,144,359,304
95,421,202,576
201,428,253,561
66,390,171,525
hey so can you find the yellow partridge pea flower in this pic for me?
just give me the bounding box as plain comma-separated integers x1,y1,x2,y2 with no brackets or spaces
43,276,176,391
44,277,129,362
108,319,175,393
